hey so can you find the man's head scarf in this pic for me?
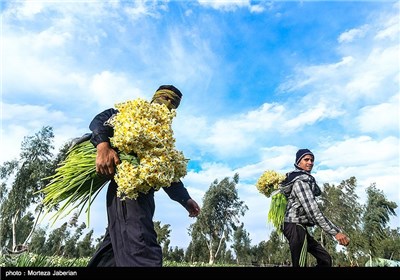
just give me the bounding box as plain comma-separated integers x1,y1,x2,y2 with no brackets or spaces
151,85,182,110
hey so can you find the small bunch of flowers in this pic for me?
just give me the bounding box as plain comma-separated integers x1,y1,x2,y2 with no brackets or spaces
256,170,285,198
256,170,287,233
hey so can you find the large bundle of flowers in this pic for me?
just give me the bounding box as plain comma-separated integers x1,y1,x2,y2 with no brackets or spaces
40,98,187,224
106,98,187,199
256,170,286,232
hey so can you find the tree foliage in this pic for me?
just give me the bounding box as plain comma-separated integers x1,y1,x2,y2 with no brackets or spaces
316,177,363,266
0,128,399,266
231,222,252,265
188,173,248,264
363,183,397,257
0,126,55,251
154,220,171,259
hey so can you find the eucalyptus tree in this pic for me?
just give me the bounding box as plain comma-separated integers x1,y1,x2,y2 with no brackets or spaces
0,126,55,252
265,230,290,266
28,227,47,255
231,222,252,265
379,227,400,261
185,236,209,263
221,248,236,264
362,183,397,258
154,221,171,258
77,229,96,257
316,177,363,266
63,220,86,258
188,173,248,264
167,246,185,262
43,222,69,256
250,241,268,266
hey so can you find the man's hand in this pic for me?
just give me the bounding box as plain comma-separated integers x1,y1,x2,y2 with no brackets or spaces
95,142,120,177
186,199,200,218
335,232,350,247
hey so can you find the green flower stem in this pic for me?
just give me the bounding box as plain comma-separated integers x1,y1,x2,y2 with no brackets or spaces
39,140,137,226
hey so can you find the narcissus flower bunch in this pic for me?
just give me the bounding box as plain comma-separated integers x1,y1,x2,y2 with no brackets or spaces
256,170,287,232
256,170,285,198
107,98,188,200
40,98,187,223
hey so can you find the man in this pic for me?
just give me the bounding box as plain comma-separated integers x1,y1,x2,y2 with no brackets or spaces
280,148,350,267
87,85,200,267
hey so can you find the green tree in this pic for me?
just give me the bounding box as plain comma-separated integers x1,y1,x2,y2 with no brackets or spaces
249,241,267,266
63,221,86,258
0,128,101,258
77,229,96,257
28,227,47,255
167,246,185,262
362,183,397,258
154,221,171,258
43,222,68,256
379,228,400,261
188,173,248,264
317,177,363,266
265,230,290,266
93,234,105,252
221,249,236,264
231,222,251,265
248,231,289,267
15,213,35,248
0,126,55,252
185,237,208,263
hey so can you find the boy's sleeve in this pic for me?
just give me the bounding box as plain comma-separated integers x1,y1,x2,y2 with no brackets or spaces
294,180,340,236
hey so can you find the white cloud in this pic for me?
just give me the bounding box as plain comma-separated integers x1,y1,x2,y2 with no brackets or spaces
0,102,86,164
374,10,400,41
197,0,269,13
185,99,343,159
338,25,368,43
124,1,154,18
277,56,356,94
6,0,45,19
3,31,81,101
280,10,399,114
356,94,400,134
314,134,399,226
197,0,251,11
0,125,29,163
89,71,145,108
186,162,235,187
343,46,399,99
281,103,343,132
202,103,284,157
235,145,295,180
318,136,398,168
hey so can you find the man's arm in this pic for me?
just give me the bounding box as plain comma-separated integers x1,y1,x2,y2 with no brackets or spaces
163,181,200,217
89,108,120,176
293,180,340,236
89,108,118,147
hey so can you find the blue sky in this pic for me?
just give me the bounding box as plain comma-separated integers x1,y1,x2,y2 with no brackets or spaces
1,0,399,249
